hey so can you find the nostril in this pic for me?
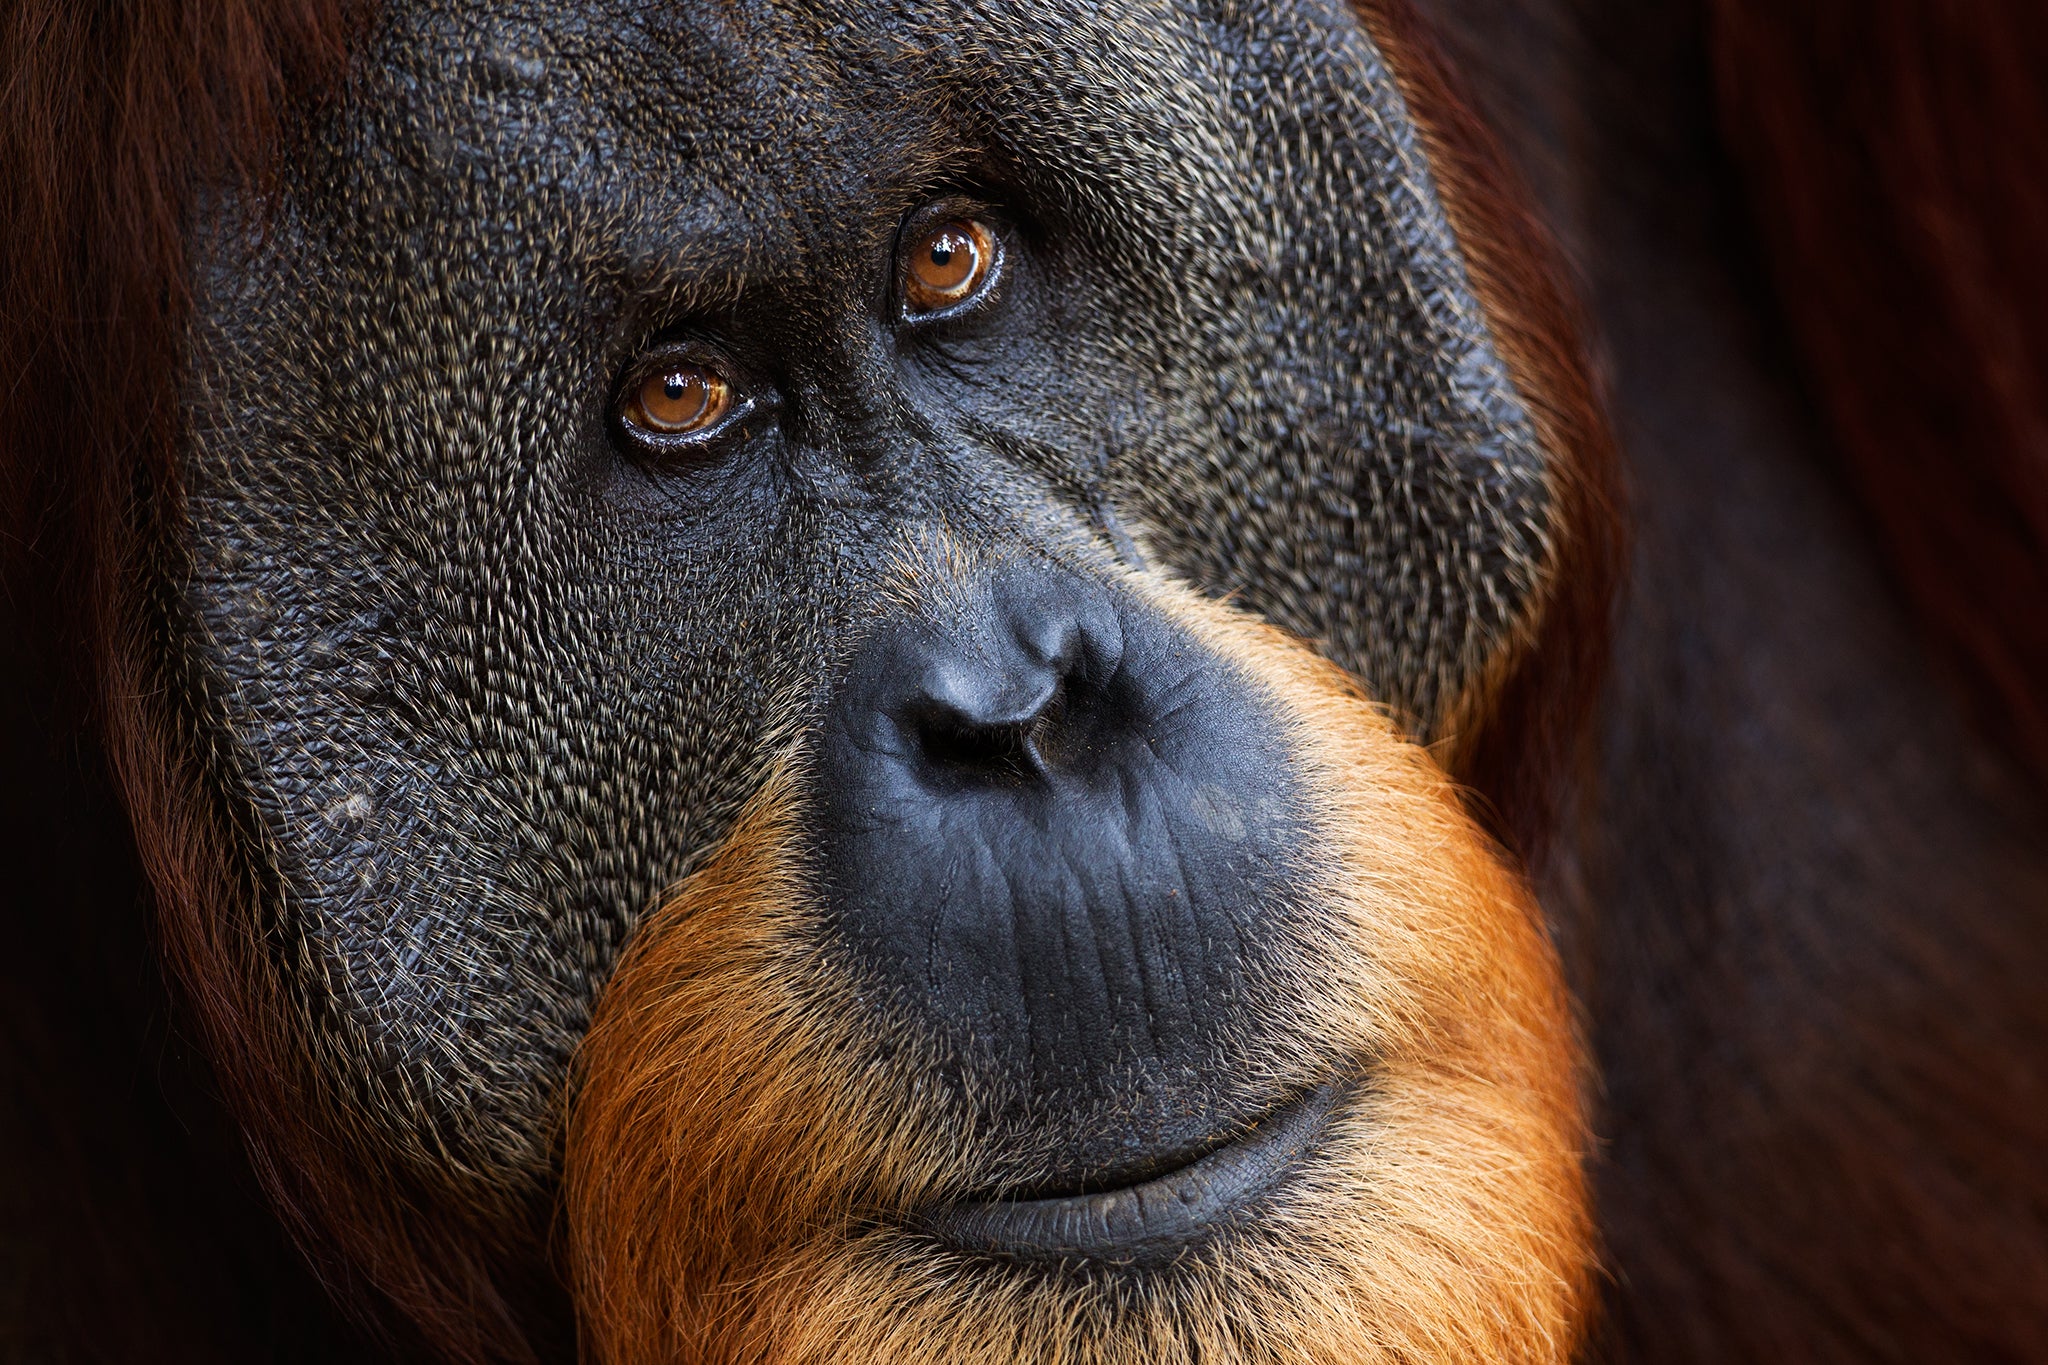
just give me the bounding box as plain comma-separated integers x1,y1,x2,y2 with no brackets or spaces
918,709,1039,781
912,675,1067,782
848,569,1127,788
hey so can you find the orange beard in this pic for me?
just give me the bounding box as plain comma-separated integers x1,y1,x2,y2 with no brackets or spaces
565,576,1592,1364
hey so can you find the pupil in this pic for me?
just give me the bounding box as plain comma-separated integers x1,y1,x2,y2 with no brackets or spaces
929,244,955,267
664,377,688,402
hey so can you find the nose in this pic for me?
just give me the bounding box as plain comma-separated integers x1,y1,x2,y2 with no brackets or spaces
889,571,1124,785
812,560,1314,1183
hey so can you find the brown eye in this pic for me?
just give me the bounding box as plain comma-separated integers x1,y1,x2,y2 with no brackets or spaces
903,217,998,315
625,364,732,436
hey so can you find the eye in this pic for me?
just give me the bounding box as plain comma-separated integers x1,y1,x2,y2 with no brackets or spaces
622,362,734,438
901,216,999,318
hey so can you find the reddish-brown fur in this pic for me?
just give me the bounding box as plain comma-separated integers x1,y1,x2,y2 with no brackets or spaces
1,0,355,672
1710,0,2048,785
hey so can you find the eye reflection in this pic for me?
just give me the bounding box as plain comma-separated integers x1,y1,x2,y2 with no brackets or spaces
903,217,998,316
624,364,732,437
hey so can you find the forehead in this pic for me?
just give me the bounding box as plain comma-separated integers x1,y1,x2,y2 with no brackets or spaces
325,0,1359,295
373,0,1237,155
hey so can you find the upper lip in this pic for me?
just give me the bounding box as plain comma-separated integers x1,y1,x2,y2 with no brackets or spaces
919,1082,1345,1267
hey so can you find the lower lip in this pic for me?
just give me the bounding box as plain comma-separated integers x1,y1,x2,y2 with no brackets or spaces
920,1083,1346,1267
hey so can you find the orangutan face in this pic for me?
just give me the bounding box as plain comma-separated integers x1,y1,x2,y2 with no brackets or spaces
175,0,1588,1357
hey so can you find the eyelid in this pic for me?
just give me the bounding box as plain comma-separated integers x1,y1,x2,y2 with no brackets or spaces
615,346,754,448
898,205,1006,323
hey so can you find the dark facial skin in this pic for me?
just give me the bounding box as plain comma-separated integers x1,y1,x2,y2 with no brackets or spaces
176,0,1553,1205
815,560,1320,1189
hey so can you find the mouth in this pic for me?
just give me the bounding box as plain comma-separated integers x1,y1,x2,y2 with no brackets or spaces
920,1082,1346,1267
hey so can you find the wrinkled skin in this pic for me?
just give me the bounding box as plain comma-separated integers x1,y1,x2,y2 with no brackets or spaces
10,0,2048,1358
177,0,1551,1203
